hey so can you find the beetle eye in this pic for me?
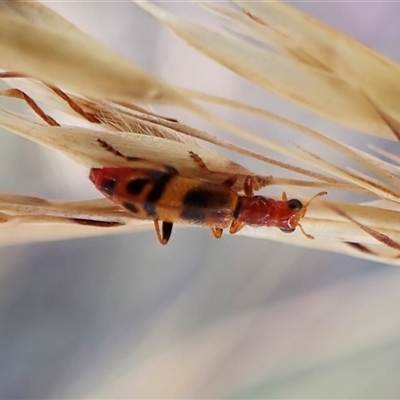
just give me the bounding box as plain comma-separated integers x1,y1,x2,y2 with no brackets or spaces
287,199,302,211
280,228,296,233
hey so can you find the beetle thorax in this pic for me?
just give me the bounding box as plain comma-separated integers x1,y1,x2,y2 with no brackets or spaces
236,195,302,230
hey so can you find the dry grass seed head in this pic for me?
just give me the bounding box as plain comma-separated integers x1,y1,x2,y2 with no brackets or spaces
0,2,400,263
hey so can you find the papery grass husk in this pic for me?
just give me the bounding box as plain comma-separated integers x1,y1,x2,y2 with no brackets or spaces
0,193,153,245
134,0,398,140
0,1,400,264
1,91,400,265
0,3,185,105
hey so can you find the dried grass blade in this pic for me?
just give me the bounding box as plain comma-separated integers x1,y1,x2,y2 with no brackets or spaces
179,86,400,189
0,0,96,42
0,191,154,244
268,177,369,194
0,11,186,105
253,233,400,265
0,215,152,246
235,1,400,136
368,145,400,168
346,145,400,178
134,1,394,139
1,79,354,191
0,109,261,190
293,130,400,190
296,145,400,203
329,204,400,251
1,99,369,199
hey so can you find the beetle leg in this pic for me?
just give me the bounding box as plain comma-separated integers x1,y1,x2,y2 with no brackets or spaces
189,151,239,188
162,222,173,244
97,139,178,175
153,220,173,245
243,176,255,198
229,220,246,234
188,151,211,172
210,227,223,239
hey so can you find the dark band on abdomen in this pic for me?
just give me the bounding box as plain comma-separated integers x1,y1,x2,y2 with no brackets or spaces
146,174,174,203
126,178,150,195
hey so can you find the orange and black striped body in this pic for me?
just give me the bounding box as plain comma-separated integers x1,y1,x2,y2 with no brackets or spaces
90,167,239,229
90,164,326,245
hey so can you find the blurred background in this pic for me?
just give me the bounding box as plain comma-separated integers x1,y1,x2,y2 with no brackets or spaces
1,1,400,398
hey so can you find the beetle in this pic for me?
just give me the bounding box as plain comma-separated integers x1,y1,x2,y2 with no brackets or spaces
90,139,326,244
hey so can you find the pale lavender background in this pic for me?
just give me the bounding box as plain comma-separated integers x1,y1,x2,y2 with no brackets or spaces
1,2,400,398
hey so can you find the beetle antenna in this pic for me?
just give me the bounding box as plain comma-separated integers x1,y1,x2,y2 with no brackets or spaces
298,223,314,240
298,191,327,239
305,191,327,208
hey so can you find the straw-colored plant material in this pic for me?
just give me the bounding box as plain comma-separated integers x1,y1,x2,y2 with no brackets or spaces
134,0,398,140
0,194,152,245
1,1,400,264
0,0,189,106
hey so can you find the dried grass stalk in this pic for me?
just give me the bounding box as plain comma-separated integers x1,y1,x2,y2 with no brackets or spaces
0,1,400,264
0,0,188,105
135,0,398,139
